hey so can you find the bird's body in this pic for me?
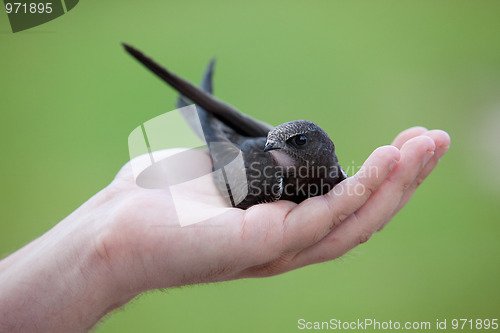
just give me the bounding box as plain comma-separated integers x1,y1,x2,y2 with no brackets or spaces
124,44,346,209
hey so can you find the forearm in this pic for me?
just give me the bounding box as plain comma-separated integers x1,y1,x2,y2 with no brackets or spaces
0,190,135,333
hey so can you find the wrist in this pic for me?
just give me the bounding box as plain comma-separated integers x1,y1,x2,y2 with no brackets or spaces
0,187,138,332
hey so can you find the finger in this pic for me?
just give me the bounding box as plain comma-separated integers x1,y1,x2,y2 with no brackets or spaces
391,126,428,149
280,145,400,253
289,135,435,268
416,130,451,183
379,130,450,229
352,135,436,230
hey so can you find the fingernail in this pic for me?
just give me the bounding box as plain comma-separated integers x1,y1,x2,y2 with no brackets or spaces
389,158,398,170
423,150,435,165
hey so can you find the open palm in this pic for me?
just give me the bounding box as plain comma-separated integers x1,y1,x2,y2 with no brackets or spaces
102,127,449,292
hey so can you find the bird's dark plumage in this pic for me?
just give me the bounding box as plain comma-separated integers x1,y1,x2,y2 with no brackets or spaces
123,43,346,209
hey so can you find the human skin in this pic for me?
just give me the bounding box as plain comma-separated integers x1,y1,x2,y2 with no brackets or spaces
0,127,450,333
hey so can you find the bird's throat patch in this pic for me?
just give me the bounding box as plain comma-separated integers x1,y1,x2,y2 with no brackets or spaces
269,150,296,168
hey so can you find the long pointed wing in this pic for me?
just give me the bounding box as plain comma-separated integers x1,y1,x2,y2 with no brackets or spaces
176,58,215,140
123,43,273,138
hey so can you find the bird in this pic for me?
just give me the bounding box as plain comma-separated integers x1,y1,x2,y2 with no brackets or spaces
123,43,347,209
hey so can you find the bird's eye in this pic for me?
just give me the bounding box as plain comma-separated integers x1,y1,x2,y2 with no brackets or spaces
292,135,308,146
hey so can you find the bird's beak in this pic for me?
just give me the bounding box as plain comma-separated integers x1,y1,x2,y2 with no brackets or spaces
264,141,282,152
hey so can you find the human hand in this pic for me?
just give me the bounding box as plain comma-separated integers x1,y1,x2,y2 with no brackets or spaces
100,126,450,294
0,126,449,333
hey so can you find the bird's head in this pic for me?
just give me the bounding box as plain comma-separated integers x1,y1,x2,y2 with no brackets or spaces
264,120,338,170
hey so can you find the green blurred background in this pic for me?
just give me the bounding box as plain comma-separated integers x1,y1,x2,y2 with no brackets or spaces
1,1,499,332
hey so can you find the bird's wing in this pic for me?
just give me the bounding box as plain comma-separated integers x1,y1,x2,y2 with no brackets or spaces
199,58,214,94
123,43,273,138
176,59,215,140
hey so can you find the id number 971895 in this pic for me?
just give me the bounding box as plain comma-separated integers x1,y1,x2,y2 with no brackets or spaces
5,2,53,14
